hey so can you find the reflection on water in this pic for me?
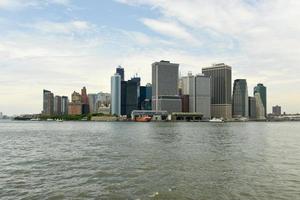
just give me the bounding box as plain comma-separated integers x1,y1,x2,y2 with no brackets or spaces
0,121,299,199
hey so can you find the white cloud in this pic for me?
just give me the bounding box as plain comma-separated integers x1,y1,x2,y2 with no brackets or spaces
27,20,94,34
141,18,200,44
0,0,70,10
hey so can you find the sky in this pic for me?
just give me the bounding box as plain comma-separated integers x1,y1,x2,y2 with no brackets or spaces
0,0,300,115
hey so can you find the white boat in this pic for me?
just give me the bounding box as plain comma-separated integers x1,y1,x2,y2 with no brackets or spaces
56,119,63,122
46,118,54,121
209,118,224,123
30,118,40,121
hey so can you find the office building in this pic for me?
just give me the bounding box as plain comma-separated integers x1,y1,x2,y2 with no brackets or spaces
181,95,189,112
54,95,62,115
61,96,69,115
43,89,54,116
232,79,249,118
125,78,139,116
88,94,98,114
116,66,125,81
68,91,82,115
202,63,232,120
81,87,90,114
272,105,282,116
181,73,211,119
111,73,121,116
152,60,181,113
140,83,152,110
248,97,256,119
255,93,266,120
254,83,267,116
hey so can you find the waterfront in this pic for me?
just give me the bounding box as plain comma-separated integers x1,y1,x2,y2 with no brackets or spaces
0,121,299,200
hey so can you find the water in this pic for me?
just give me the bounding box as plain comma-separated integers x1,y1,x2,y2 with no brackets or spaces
0,121,299,200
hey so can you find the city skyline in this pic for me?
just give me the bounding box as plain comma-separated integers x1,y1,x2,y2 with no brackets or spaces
1,0,300,115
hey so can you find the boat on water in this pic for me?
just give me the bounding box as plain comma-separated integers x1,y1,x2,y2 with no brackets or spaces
56,119,63,122
46,118,54,121
30,118,40,121
135,116,152,122
209,118,224,123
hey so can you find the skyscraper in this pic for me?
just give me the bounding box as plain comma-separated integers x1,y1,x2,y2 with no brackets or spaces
248,97,256,120
88,94,98,114
116,66,125,81
54,95,62,115
152,60,182,113
61,96,69,115
43,89,54,116
202,63,232,119
254,83,267,116
255,93,266,120
140,83,152,110
111,73,121,116
181,73,211,119
232,79,249,118
81,87,90,114
125,78,139,116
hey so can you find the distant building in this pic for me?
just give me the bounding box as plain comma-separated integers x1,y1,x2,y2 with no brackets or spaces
232,79,249,118
54,96,62,115
255,93,266,120
202,63,232,119
120,77,140,116
152,60,182,113
140,84,152,110
88,94,98,114
181,73,211,119
71,91,81,103
111,73,121,116
248,97,256,120
181,95,189,112
0,112,3,119
43,89,54,116
254,83,267,116
68,91,82,115
96,92,111,107
272,105,282,116
61,96,69,115
81,87,90,114
116,66,125,81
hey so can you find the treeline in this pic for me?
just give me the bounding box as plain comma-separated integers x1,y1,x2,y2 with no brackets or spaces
40,113,114,121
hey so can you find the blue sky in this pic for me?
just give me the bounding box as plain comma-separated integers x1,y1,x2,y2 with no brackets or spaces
1,0,300,115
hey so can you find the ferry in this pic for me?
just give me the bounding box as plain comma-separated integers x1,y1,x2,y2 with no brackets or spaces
135,116,152,122
209,118,224,123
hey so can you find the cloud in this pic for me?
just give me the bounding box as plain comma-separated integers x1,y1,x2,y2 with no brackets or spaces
26,20,94,34
0,0,70,10
141,18,200,44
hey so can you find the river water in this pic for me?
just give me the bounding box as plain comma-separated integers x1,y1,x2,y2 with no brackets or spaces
0,121,299,200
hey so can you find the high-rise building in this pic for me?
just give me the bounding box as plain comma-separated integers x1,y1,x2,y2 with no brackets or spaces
88,94,98,114
68,91,82,115
61,96,69,115
111,73,121,116
116,66,125,81
121,80,127,115
202,63,232,120
181,73,211,119
272,105,281,116
54,95,62,115
152,60,182,113
43,89,54,116
96,92,111,108
232,79,249,118
125,78,139,116
254,83,267,116
254,93,266,120
81,87,90,114
140,83,152,110
248,97,256,120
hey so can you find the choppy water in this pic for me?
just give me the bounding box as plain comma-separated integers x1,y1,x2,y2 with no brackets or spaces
0,121,299,200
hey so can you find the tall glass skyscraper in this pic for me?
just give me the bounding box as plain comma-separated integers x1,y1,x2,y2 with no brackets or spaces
254,83,267,116
43,89,54,116
202,63,232,119
232,79,249,118
111,74,121,116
